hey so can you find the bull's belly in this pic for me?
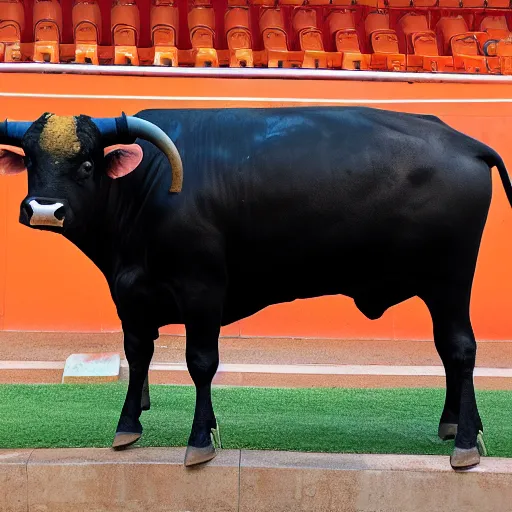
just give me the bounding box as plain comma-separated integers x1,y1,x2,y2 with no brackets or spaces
221,247,417,325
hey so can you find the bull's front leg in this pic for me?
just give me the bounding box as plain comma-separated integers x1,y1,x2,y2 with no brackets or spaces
112,326,156,449
181,285,224,467
141,374,151,411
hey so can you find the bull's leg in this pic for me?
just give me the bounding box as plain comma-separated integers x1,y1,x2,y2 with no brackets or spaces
425,287,483,469
435,342,461,440
434,342,483,441
183,318,221,467
112,329,155,450
141,374,151,411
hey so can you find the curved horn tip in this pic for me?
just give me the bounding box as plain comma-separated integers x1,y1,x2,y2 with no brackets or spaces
169,184,183,194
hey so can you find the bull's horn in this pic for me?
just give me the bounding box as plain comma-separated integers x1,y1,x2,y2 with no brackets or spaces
0,120,32,146
92,113,183,193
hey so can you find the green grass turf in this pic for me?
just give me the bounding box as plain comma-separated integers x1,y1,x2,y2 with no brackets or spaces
0,384,511,457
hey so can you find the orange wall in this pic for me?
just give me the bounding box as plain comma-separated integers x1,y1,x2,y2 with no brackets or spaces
1,72,512,341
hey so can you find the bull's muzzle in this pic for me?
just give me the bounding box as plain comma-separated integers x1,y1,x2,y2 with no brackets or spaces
20,198,67,228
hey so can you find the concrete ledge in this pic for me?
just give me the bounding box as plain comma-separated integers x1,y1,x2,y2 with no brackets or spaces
1,448,511,512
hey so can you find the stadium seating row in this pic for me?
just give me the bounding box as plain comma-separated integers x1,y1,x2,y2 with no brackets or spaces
1,0,512,73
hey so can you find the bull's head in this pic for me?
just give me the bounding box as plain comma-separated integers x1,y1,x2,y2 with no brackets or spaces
0,112,182,231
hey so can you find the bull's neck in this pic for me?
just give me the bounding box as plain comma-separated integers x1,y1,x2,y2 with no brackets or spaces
65,163,167,278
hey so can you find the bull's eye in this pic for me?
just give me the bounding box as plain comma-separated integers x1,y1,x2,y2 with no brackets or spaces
77,161,94,180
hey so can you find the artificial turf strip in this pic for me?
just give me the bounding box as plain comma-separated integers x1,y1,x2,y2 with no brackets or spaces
0,384,511,457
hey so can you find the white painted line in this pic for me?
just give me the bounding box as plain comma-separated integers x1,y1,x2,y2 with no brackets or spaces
142,362,512,378
2,360,512,378
1,92,512,105
0,361,64,370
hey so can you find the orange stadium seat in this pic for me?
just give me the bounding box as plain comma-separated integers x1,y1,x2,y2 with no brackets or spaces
259,8,290,68
72,0,102,65
33,0,62,63
365,11,405,71
399,12,437,55
188,4,219,67
365,12,399,54
0,0,24,62
438,0,462,6
480,16,510,41
387,0,412,6
436,16,492,74
150,1,179,66
327,10,370,70
398,12,453,72
292,8,328,68
486,0,510,6
111,0,140,65
463,0,486,6
437,16,478,56
225,7,253,67
480,16,512,75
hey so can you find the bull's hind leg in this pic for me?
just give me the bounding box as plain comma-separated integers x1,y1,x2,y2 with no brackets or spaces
434,338,483,441
112,327,156,450
434,339,462,441
424,286,483,469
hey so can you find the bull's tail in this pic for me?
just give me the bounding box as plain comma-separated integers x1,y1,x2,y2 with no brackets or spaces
482,149,512,208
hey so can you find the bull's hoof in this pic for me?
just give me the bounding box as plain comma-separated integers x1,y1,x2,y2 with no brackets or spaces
450,446,480,470
112,432,141,450
184,444,217,467
141,399,151,412
438,422,458,441
477,430,488,457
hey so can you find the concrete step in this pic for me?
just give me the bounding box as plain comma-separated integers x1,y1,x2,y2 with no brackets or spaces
1,447,511,512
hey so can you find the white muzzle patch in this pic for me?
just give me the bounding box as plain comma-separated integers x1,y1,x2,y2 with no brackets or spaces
29,199,64,228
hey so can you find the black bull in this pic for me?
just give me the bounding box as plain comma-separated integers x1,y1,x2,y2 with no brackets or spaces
1,106,511,470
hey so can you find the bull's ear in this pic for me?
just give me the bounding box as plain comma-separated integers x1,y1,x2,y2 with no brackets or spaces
104,144,143,179
0,145,26,175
